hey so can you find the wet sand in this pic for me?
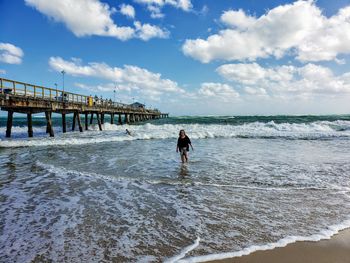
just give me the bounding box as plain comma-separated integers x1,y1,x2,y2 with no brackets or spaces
208,228,350,263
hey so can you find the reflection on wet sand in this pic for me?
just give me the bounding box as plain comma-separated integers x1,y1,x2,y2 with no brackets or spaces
179,164,189,178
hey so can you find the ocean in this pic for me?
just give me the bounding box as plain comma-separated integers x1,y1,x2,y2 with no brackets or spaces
1,115,350,262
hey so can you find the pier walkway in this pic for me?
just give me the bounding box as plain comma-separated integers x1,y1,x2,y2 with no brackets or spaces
0,78,168,138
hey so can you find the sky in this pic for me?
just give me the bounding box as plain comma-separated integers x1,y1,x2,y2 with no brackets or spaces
1,0,350,116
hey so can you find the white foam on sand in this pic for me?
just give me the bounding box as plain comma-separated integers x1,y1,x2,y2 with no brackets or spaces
176,218,350,262
165,237,201,263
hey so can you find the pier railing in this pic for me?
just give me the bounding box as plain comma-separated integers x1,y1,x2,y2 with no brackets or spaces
0,78,88,104
0,78,157,112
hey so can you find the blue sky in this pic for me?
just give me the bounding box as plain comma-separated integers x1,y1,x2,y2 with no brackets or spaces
1,0,350,115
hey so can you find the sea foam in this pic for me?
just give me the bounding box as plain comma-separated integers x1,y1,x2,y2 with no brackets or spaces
175,218,350,262
1,120,350,148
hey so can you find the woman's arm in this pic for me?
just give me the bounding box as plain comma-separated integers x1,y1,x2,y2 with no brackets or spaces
187,137,194,151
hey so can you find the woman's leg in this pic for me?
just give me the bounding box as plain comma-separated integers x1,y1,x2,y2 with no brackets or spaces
181,154,186,163
184,151,189,162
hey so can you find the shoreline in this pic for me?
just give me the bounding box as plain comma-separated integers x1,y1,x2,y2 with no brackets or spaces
205,228,350,263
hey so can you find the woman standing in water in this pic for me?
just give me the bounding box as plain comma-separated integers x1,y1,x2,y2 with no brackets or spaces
176,129,194,163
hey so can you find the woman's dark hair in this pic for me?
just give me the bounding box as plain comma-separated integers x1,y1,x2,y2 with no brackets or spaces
179,129,186,136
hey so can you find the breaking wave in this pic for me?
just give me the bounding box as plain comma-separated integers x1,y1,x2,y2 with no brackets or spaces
1,120,350,147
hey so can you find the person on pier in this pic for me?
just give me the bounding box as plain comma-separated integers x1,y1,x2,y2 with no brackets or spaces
176,129,193,163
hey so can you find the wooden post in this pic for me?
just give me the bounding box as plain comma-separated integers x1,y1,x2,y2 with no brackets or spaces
90,113,94,124
77,113,83,132
46,111,52,133
85,113,89,130
96,113,103,131
62,113,66,133
45,111,54,137
118,114,122,125
72,112,76,131
27,112,33,137
124,113,129,124
101,113,105,124
110,113,114,124
6,110,13,138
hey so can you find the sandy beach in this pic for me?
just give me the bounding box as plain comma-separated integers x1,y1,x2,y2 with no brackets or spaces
208,228,350,263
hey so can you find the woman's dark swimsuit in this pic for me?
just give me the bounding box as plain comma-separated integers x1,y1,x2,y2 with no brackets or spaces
177,136,191,155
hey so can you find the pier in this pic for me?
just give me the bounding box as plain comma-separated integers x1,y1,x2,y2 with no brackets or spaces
0,78,168,138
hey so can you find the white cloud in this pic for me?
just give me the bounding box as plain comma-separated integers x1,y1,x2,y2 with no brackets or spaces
217,63,267,85
49,57,185,99
134,21,169,40
217,63,295,85
175,0,192,11
120,4,135,19
182,0,350,63
217,62,350,97
0,43,24,64
196,5,209,17
25,0,168,41
244,87,267,96
134,0,192,18
220,9,256,29
75,82,136,93
147,5,164,19
135,0,192,11
198,82,240,100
